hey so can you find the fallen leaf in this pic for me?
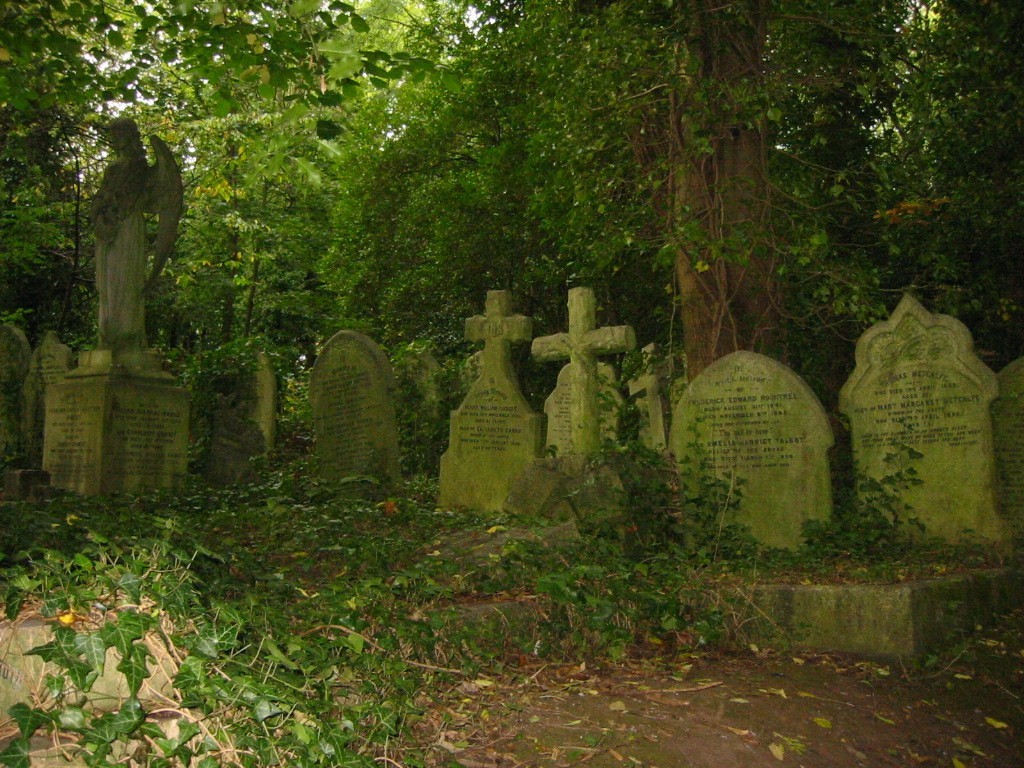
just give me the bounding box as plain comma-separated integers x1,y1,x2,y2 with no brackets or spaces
769,742,785,761
609,748,624,761
812,717,832,729
730,698,750,704
473,678,495,687
792,657,805,665
952,759,967,768
725,726,753,737
952,737,988,757
874,713,896,725
984,716,1008,729
760,687,787,699
609,701,627,712
797,691,818,699
954,673,972,681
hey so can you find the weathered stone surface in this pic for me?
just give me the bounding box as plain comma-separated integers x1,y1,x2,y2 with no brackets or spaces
395,345,444,420
532,288,635,457
839,294,1009,546
544,362,623,455
751,569,1022,657
21,330,74,467
503,455,624,523
3,469,50,502
671,351,833,549
439,291,543,511
251,351,277,451
310,330,401,486
994,358,1024,542
0,324,31,461
43,365,189,495
627,343,670,451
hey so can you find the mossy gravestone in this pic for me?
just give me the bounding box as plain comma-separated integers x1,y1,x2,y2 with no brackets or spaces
0,324,30,461
438,291,543,511
671,351,833,549
993,358,1024,540
310,331,401,488
21,331,74,467
839,294,1010,546
544,362,623,455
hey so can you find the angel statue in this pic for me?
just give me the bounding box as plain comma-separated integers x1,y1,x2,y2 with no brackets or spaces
90,118,183,355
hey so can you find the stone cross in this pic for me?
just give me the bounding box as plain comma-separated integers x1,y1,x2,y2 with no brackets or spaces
532,287,635,456
628,343,668,451
466,290,533,374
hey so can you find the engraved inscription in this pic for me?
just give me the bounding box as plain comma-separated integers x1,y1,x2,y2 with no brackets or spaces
457,388,528,453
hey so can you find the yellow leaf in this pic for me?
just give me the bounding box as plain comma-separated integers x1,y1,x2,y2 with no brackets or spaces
953,759,967,768
797,691,818,699
760,687,787,698
984,716,1008,729
792,657,805,665
812,717,832,729
0,48,10,62
725,726,752,736
473,678,494,687
874,713,896,725
57,612,79,626
608,748,624,761
609,700,627,712
769,742,785,761
486,525,508,534
954,673,972,681
729,698,749,704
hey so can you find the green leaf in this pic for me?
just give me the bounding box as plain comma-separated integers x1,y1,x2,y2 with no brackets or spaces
254,698,286,722
349,14,370,34
8,703,51,738
0,737,30,768
439,70,462,93
111,698,145,735
116,643,151,696
293,158,322,186
58,707,88,731
74,633,107,674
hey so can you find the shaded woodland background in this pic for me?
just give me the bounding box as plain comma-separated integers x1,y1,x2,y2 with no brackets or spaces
2,0,1023,418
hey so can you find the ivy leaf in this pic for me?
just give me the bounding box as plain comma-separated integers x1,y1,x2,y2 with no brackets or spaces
0,737,30,768
7,703,52,738
116,643,151,696
74,632,107,675
254,698,286,722
111,698,145,735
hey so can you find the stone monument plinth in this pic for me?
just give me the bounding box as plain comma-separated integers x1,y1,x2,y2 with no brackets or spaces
43,350,189,496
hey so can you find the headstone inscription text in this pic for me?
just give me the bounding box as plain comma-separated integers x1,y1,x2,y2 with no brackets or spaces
994,358,1024,538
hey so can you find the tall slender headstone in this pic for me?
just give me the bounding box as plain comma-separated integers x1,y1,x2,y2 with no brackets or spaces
21,331,74,467
310,331,401,487
251,351,277,452
0,325,31,461
43,119,189,496
671,351,834,549
993,359,1024,540
628,343,669,451
532,288,636,457
439,291,543,511
839,294,1010,546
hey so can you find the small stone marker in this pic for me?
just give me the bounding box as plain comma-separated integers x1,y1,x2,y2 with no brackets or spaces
439,291,543,511
532,288,636,457
671,351,833,549
310,330,401,487
839,294,1009,546
21,331,74,467
544,362,623,454
993,358,1024,539
628,343,669,451
0,324,30,460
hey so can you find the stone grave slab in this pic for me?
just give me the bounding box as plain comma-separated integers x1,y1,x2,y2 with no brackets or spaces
532,287,635,457
994,358,1024,541
544,362,623,455
671,351,833,549
43,359,189,496
310,330,401,487
439,291,543,511
0,324,31,461
839,294,1009,546
21,331,74,467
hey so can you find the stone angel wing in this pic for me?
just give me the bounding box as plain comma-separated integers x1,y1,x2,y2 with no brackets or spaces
144,135,184,293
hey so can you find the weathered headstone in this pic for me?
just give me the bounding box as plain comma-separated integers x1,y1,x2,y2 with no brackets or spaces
439,291,543,511
839,294,1010,546
251,351,277,452
993,358,1024,540
628,343,670,451
43,119,189,496
0,325,30,461
21,331,74,467
544,362,623,454
532,288,636,457
310,330,401,486
671,351,834,549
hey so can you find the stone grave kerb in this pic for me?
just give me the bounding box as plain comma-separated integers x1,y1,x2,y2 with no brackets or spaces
840,294,997,412
532,287,636,456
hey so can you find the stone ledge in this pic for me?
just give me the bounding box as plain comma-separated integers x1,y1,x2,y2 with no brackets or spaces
750,568,1022,658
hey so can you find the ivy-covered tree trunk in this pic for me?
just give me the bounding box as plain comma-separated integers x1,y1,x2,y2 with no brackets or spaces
670,0,775,379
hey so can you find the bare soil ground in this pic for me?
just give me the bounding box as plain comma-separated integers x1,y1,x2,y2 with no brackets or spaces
415,612,1024,768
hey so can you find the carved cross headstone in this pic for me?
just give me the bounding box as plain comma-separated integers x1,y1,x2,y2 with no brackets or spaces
628,343,669,451
439,291,543,511
532,288,635,457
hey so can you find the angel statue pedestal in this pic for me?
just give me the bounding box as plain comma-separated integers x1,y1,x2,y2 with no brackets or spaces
43,119,189,496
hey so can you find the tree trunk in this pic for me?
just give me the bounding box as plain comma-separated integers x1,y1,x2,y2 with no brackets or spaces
671,0,776,379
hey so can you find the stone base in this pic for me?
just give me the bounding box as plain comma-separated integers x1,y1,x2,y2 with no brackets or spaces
503,456,624,523
750,569,1023,657
42,364,189,495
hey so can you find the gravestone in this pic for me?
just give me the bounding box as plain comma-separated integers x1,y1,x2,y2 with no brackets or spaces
993,358,1024,540
43,119,189,496
839,294,1009,546
0,325,30,461
544,362,623,454
21,331,74,467
439,291,543,511
628,343,670,451
310,330,401,487
532,288,636,457
671,351,834,549
251,351,277,451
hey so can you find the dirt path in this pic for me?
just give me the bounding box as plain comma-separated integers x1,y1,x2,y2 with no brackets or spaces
416,617,1024,768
